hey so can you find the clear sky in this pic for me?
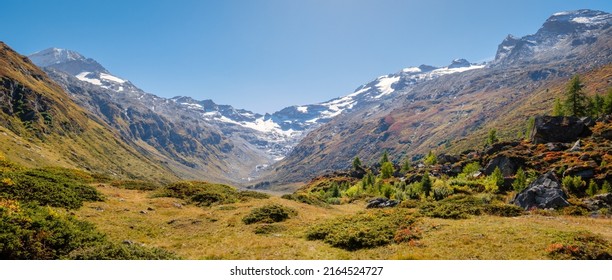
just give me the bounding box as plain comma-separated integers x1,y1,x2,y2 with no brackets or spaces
1,0,610,114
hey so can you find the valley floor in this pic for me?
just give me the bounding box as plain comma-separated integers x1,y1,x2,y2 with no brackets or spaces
76,185,612,260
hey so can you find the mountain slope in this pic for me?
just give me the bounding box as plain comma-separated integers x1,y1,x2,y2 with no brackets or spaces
264,9,612,189
0,42,177,181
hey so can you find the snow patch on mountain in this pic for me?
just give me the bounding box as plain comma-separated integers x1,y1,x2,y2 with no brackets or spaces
100,73,126,84
76,72,102,86
374,75,400,98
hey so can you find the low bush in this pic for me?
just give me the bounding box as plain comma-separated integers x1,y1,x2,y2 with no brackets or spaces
546,231,612,260
306,210,419,251
281,193,328,207
161,181,242,207
110,180,161,191
0,168,103,209
483,204,524,217
0,200,178,260
418,194,520,219
238,190,270,200
242,204,297,224
68,243,179,260
0,201,104,259
253,224,286,235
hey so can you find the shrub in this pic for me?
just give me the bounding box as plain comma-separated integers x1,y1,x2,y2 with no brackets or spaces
0,169,103,209
546,231,612,260
432,185,453,201
242,204,297,224
461,162,481,178
562,176,585,196
281,193,327,207
161,181,240,207
418,194,516,219
306,210,419,251
483,204,524,217
111,180,161,191
562,205,589,216
238,190,270,200
67,243,179,260
253,224,286,235
0,201,104,259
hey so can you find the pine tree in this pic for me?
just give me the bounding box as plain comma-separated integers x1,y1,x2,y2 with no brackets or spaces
586,180,598,197
552,97,564,116
602,181,611,193
424,151,437,166
421,173,432,197
381,162,395,179
487,129,499,146
352,156,362,170
380,151,390,165
592,94,604,118
604,88,612,115
563,75,588,117
490,166,504,190
400,158,412,173
512,167,527,192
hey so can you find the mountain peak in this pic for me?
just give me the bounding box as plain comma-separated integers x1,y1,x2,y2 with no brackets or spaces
448,58,471,68
29,47,109,76
29,47,85,67
493,9,611,65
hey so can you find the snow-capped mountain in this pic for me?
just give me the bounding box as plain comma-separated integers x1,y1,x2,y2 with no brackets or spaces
30,48,139,93
29,47,487,182
494,9,611,65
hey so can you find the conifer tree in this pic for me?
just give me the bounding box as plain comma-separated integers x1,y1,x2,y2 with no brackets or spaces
352,156,362,170
380,162,395,179
563,75,588,117
380,151,390,165
421,173,432,197
552,97,564,116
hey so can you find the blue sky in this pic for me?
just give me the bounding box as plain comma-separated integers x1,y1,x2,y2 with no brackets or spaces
2,0,611,113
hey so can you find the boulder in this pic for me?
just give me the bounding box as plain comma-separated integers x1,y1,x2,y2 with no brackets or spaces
530,116,592,144
563,162,597,180
366,197,399,208
582,193,612,211
484,156,522,177
436,153,459,165
512,171,570,210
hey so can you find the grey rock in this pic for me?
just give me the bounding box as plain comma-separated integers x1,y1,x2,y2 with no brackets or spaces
512,171,570,210
530,116,591,144
583,193,612,211
366,197,399,208
484,156,521,177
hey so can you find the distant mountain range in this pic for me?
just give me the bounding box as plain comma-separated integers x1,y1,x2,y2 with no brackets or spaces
27,41,487,185
0,9,608,189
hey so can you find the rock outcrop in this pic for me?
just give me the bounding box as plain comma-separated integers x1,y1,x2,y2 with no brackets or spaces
530,116,592,144
512,171,570,209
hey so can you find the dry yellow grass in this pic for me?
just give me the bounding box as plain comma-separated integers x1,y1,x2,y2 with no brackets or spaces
76,185,612,260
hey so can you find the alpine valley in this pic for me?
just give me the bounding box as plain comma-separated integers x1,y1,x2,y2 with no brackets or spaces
1,9,611,260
